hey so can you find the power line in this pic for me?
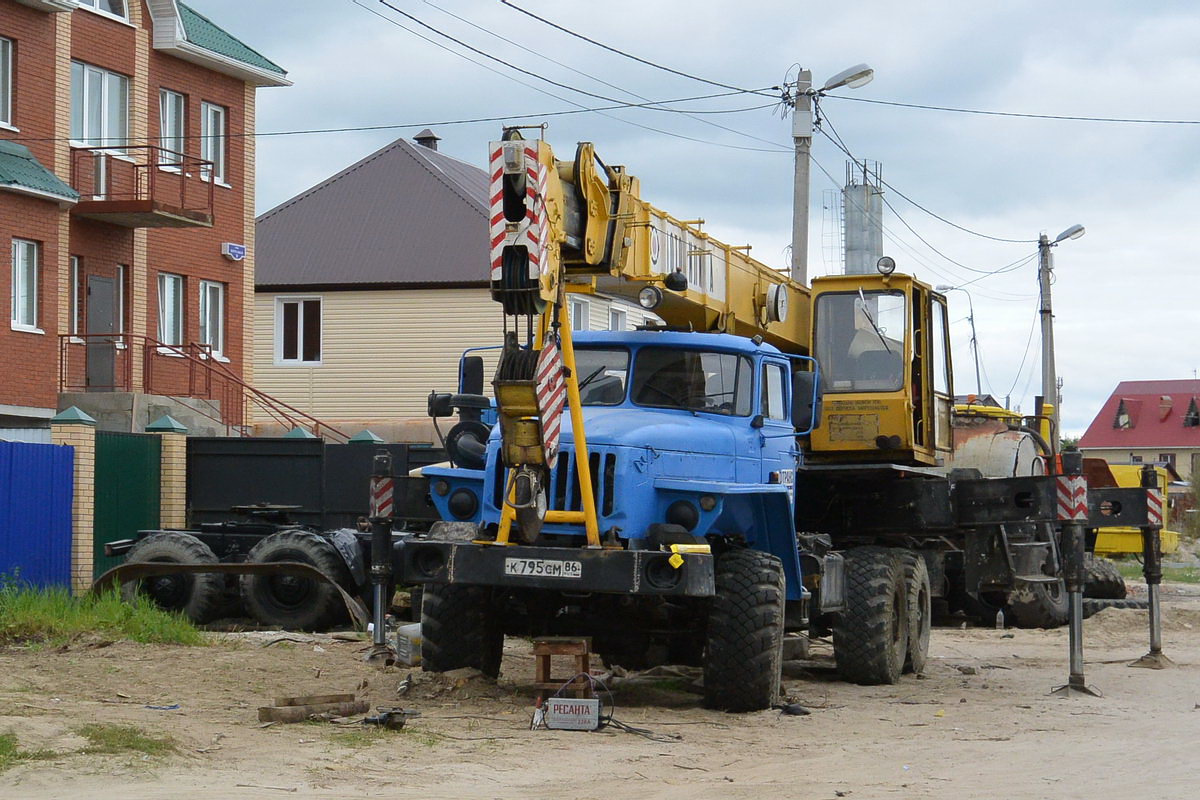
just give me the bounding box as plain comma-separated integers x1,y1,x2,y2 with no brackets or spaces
1003,308,1041,400
497,0,777,97
352,0,787,152
418,0,790,150
825,93,1200,126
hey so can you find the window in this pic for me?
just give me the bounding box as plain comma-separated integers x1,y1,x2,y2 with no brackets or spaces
201,102,226,183
277,297,321,364
1114,399,1133,430
761,362,787,420
632,348,752,416
814,290,907,393
575,347,629,406
76,0,127,19
569,298,589,331
0,37,12,129
608,308,626,332
157,272,183,346
1185,399,1199,428
115,264,125,333
199,281,225,357
10,239,38,330
69,256,80,336
159,89,185,166
1158,453,1177,468
1130,455,1143,464
70,61,128,147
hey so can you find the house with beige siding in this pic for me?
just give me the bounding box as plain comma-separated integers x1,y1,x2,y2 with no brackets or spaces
253,131,657,440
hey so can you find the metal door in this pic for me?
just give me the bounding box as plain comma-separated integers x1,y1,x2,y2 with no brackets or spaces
94,431,161,578
86,275,116,391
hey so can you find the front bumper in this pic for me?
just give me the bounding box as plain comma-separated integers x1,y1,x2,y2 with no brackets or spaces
400,540,715,597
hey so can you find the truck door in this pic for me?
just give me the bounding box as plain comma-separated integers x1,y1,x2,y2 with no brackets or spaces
759,358,797,497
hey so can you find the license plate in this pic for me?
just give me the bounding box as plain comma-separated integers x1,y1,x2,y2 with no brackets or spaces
504,558,582,579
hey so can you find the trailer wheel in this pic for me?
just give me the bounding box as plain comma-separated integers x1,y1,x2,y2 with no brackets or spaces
121,532,224,624
1084,556,1127,600
240,531,351,631
899,551,931,674
702,548,785,712
420,583,503,678
834,547,908,685
1005,579,1068,628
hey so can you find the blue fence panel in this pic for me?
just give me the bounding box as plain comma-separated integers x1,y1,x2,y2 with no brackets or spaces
0,440,74,587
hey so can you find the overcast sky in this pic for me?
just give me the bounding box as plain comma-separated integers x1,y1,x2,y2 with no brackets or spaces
195,0,1199,436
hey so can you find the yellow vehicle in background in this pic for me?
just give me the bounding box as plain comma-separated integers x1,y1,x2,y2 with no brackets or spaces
1093,465,1179,557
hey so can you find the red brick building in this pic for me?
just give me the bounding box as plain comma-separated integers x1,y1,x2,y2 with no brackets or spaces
0,0,287,435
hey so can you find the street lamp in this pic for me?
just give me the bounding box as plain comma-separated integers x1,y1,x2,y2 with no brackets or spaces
790,64,875,286
935,285,982,398
1038,224,1086,454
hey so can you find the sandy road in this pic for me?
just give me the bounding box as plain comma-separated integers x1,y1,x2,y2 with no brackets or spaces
2,592,1198,800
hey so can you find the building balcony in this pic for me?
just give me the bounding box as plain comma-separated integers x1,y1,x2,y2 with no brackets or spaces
70,145,215,228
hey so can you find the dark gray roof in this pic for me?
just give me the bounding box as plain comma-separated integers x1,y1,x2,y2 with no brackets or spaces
256,136,489,288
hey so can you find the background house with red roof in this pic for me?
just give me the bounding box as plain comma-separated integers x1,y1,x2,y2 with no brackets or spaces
1078,379,1200,481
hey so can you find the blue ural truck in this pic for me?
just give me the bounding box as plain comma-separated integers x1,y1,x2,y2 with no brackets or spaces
399,133,1076,711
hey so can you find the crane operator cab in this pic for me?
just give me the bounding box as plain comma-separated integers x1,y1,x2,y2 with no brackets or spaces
808,273,954,467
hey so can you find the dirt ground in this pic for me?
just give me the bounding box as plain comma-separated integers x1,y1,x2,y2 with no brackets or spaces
3,583,1199,800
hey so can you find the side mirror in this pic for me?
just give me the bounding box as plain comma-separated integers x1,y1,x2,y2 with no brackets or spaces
460,356,485,396
791,371,822,433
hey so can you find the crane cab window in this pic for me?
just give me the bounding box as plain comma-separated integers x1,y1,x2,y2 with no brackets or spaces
632,348,751,416
761,362,788,420
814,290,907,393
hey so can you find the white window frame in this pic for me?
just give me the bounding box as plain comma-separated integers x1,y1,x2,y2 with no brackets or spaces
157,272,184,348
608,307,627,332
0,37,13,131
275,296,322,366
69,256,80,337
569,297,590,331
76,0,130,23
200,102,227,185
115,264,125,334
11,239,40,333
159,89,185,167
70,60,129,149
199,280,226,360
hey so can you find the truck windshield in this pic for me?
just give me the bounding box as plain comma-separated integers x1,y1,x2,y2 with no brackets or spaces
814,290,907,393
632,347,752,416
575,347,630,405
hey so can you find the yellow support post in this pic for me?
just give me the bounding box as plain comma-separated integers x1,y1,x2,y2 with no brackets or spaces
557,302,602,548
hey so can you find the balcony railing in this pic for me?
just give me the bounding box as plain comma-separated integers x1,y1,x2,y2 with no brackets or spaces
59,334,349,442
70,145,215,228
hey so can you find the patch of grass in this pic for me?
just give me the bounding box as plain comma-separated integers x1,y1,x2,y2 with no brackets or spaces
1113,560,1200,583
75,724,175,757
0,732,57,773
0,584,204,647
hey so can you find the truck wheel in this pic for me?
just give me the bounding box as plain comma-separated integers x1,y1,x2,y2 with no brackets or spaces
834,547,908,685
240,531,351,631
121,532,225,624
1005,579,1068,628
702,548,785,712
421,583,503,678
1084,556,1127,600
899,551,931,674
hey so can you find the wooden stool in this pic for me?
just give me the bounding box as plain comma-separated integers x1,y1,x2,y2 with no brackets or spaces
533,637,593,699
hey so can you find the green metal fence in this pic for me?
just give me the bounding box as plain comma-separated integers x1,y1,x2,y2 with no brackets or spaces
94,431,161,578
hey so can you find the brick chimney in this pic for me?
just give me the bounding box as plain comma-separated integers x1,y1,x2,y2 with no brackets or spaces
414,128,440,151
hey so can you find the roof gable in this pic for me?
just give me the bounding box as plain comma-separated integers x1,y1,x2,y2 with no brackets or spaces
146,0,290,87
256,137,490,288
1079,379,1200,449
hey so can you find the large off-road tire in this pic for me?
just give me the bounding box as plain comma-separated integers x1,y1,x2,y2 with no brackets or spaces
421,583,503,678
834,547,908,685
239,530,352,631
1006,579,1068,628
121,532,225,624
702,549,785,712
899,551,931,675
1084,556,1127,600
1083,597,1148,618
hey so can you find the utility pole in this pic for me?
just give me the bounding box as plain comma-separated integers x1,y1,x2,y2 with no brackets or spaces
1037,232,1057,451
790,69,813,286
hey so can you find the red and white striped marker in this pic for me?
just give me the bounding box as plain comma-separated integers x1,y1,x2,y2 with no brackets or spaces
1146,488,1164,527
535,342,566,468
1055,475,1088,521
370,475,394,519
488,142,547,282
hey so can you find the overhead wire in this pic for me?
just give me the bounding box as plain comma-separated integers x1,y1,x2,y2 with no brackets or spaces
358,1,790,153
823,93,1200,126
497,0,777,97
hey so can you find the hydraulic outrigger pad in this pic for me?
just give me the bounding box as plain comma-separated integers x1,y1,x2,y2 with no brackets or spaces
1129,465,1174,670
1050,453,1102,698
